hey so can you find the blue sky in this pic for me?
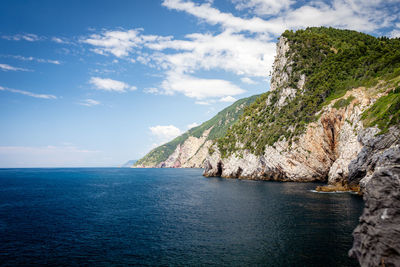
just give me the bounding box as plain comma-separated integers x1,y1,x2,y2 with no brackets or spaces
1,0,399,167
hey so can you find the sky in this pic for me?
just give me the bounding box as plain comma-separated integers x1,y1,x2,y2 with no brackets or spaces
0,0,399,167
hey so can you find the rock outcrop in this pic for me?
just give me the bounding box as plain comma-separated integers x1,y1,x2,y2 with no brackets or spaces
348,127,400,189
134,95,258,168
204,89,369,182
203,28,400,266
203,36,378,185
348,130,400,266
157,129,213,168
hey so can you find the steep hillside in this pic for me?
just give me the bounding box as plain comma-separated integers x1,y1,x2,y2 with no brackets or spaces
202,27,400,265
133,95,258,168
204,27,400,185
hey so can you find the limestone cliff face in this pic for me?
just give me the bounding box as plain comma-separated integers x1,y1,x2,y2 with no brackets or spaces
201,28,400,266
204,87,373,183
157,129,213,168
203,37,375,184
269,37,305,109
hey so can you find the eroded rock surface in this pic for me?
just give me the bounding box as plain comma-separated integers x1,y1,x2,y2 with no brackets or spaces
157,128,213,168
204,86,372,184
349,127,400,189
349,142,400,266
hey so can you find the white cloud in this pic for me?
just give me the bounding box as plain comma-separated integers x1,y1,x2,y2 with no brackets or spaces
187,122,199,129
79,99,101,107
0,145,102,167
0,63,30,71
51,37,71,44
241,77,257,84
219,96,237,102
1,55,60,65
390,29,400,38
82,29,142,57
82,0,400,103
162,0,397,34
144,87,161,94
195,100,211,105
0,86,57,99
89,77,137,92
82,29,172,58
2,33,42,42
161,72,245,99
233,0,294,15
162,0,278,33
148,30,276,77
149,125,182,143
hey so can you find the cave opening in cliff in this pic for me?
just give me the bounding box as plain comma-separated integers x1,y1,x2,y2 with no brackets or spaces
236,167,243,177
216,161,223,176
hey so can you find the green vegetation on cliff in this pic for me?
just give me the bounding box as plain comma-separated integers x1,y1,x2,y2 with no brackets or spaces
216,27,400,158
134,95,259,167
362,86,400,134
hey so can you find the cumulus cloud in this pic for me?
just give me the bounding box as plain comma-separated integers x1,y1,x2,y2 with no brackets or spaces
149,125,182,143
82,0,400,102
0,86,57,99
81,29,172,58
161,72,245,99
79,99,101,107
241,77,257,84
147,30,275,77
0,63,31,71
89,77,137,92
162,0,397,34
162,0,277,33
233,0,294,15
82,29,142,57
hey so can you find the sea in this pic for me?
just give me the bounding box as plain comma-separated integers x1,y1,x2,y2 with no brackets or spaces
0,168,363,266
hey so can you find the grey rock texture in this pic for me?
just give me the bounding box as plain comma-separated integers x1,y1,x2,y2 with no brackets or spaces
158,128,213,168
269,37,291,92
349,143,400,266
203,96,365,182
348,127,400,190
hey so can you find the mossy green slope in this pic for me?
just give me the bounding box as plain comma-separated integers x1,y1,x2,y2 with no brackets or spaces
362,86,400,134
134,95,259,167
215,27,400,158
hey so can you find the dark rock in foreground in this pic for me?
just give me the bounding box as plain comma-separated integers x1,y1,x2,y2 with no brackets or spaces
348,132,400,266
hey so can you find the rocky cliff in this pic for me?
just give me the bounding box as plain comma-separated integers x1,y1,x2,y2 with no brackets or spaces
133,95,258,168
202,27,400,266
203,28,400,188
204,85,371,183
348,128,400,266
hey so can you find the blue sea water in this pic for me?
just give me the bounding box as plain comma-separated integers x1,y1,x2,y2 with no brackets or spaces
0,168,363,266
